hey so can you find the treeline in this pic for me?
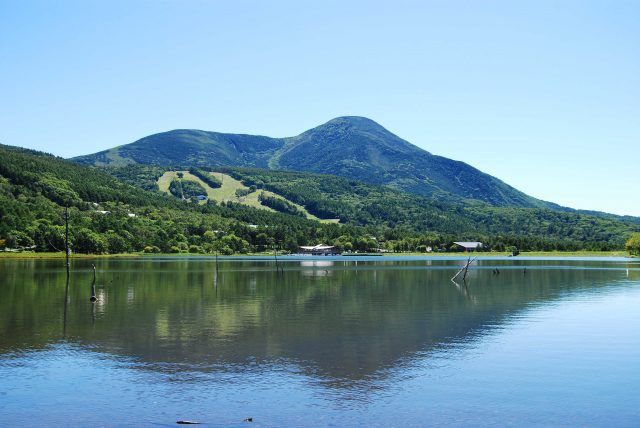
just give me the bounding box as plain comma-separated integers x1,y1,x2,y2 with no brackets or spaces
103,161,640,252
627,233,640,255
106,164,165,192
258,192,305,217
222,167,639,250
0,145,176,208
189,168,222,188
0,144,348,254
169,178,206,200
1,144,638,255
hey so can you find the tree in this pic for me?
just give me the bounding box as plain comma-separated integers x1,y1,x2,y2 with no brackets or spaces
284,236,299,253
220,233,250,253
105,231,130,254
6,230,34,249
626,233,640,255
255,232,269,251
73,228,108,254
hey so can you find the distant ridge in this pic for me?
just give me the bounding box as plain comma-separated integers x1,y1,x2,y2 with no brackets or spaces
73,116,560,209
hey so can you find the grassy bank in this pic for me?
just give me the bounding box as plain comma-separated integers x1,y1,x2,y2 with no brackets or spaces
1,250,634,259
396,250,632,257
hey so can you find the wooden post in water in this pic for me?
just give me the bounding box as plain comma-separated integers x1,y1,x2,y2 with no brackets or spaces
90,264,97,302
65,206,70,278
273,243,283,275
274,245,278,273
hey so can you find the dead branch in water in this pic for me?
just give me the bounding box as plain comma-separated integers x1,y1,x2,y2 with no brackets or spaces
451,256,477,281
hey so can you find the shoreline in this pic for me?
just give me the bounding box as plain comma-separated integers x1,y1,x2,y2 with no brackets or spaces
0,250,633,260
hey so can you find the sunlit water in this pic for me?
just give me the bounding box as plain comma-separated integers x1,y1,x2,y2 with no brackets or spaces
1,256,639,426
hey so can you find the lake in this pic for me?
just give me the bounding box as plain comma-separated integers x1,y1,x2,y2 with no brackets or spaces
1,256,639,427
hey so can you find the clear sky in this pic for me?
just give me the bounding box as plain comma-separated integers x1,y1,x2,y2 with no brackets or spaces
1,0,638,215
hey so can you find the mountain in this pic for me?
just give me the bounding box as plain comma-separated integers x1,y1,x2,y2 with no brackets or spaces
75,129,283,169
73,117,558,209
273,117,556,207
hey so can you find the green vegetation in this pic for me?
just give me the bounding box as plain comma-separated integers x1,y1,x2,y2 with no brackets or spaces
72,116,567,209
106,164,165,191
189,168,222,188
168,178,206,200
103,162,640,252
154,170,324,221
157,171,216,202
73,129,283,169
258,192,305,217
274,117,560,208
235,187,254,198
0,144,346,255
1,250,632,259
626,233,640,255
222,168,639,251
2,144,639,256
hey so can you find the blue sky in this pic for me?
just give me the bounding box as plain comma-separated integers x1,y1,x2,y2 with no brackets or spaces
1,0,638,215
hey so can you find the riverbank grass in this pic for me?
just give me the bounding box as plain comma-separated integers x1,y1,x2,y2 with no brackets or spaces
0,250,633,259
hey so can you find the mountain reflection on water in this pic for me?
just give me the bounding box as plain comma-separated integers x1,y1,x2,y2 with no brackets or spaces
1,257,637,389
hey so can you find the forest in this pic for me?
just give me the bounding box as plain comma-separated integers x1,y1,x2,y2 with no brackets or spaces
1,144,639,255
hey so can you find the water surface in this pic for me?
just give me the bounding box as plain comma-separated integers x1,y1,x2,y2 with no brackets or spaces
1,257,639,426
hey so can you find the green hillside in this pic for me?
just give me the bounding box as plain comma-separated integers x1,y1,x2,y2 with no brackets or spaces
75,129,283,168
274,117,556,208
0,144,346,254
106,163,640,251
224,168,639,250
72,117,563,210
2,144,638,254
154,170,328,221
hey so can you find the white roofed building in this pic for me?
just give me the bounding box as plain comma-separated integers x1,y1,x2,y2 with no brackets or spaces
453,241,483,252
299,244,336,255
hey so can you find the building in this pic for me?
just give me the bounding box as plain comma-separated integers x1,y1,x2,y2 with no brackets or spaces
453,241,483,252
299,244,336,255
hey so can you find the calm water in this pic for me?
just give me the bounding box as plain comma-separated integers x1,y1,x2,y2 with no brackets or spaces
1,256,639,427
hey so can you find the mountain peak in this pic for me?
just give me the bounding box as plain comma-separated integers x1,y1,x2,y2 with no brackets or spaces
316,116,390,133
297,116,407,149
71,117,555,209
325,115,380,125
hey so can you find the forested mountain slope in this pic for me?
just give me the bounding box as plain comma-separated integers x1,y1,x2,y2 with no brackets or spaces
73,117,561,209
0,144,340,254
224,168,639,250
2,144,637,254
74,130,283,169
107,163,640,251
